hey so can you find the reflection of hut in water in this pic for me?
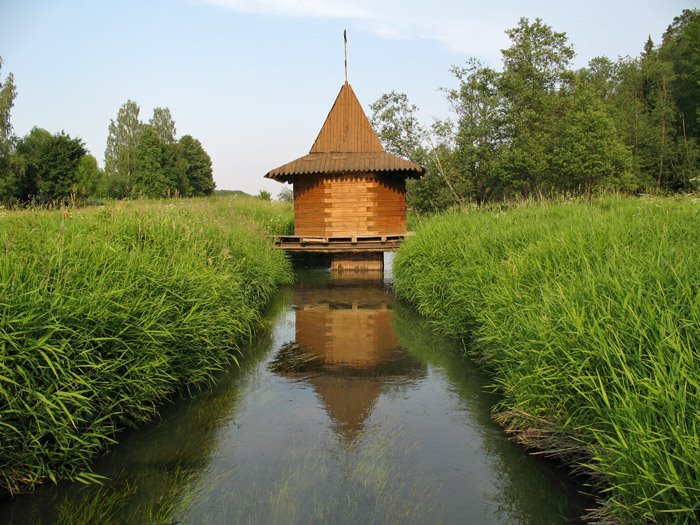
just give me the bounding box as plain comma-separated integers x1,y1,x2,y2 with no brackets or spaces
270,284,426,443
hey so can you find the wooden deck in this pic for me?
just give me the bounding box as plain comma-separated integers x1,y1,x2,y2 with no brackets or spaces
273,233,410,252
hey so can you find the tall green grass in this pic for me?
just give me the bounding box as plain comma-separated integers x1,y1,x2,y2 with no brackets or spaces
0,196,293,494
394,196,700,523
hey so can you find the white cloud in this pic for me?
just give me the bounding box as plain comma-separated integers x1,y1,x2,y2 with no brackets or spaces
201,0,369,19
200,0,675,66
201,0,511,59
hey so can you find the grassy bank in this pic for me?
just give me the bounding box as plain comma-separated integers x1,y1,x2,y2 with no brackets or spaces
0,196,293,494
394,196,699,523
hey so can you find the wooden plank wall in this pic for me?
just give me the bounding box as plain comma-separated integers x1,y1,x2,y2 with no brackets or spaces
294,175,326,236
294,174,407,237
369,177,406,235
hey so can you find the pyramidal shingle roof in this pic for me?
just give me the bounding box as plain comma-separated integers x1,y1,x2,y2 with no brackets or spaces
309,82,384,153
265,82,424,182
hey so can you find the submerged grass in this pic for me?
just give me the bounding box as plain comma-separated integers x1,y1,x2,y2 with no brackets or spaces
0,195,293,494
394,195,700,523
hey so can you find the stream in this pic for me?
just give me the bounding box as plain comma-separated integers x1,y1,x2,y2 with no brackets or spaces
0,264,593,524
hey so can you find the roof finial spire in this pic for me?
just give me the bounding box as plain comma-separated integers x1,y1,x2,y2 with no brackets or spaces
344,29,348,84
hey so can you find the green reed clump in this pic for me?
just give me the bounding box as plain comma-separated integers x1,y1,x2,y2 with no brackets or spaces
394,196,700,523
0,196,292,494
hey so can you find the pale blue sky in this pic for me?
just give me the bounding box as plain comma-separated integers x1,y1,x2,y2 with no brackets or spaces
1,0,697,194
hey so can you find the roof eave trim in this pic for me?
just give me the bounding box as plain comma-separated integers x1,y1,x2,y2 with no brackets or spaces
265,167,425,182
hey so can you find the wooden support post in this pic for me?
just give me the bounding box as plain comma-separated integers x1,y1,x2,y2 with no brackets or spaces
331,252,384,274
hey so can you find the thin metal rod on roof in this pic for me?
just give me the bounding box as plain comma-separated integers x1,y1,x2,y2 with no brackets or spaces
344,29,348,84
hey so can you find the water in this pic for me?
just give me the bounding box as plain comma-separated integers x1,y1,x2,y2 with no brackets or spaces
0,267,593,524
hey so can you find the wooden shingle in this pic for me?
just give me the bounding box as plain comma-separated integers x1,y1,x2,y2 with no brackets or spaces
265,82,424,181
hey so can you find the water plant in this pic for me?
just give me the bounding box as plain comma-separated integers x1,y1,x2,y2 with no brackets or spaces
0,196,293,494
394,195,700,523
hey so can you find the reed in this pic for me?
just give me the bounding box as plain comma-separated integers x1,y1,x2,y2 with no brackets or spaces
0,196,293,494
394,195,700,523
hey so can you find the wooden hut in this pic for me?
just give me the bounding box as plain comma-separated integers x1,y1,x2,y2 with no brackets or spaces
265,81,424,272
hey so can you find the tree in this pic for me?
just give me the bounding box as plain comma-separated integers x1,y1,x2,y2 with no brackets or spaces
132,126,172,198
498,17,575,197
166,142,192,197
501,17,575,96
659,9,700,189
640,48,678,190
0,57,18,203
105,101,214,199
277,188,293,202
146,107,184,195
599,22,700,193
369,90,455,213
610,38,693,192
599,58,650,189
178,135,214,196
376,12,698,206
369,91,426,160
38,132,87,202
105,100,142,197
578,56,617,101
149,107,177,145
75,154,106,200
0,58,16,156
446,60,505,203
14,127,51,201
257,189,271,201
406,143,463,214
661,9,700,139
15,127,87,203
555,88,633,196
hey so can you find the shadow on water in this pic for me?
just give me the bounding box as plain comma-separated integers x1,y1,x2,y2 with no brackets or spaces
0,266,594,524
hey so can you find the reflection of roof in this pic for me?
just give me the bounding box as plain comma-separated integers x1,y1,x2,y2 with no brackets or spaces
309,376,383,443
265,82,424,182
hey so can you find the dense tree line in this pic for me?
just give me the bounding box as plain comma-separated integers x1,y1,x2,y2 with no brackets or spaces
371,10,700,213
104,101,215,199
0,68,215,205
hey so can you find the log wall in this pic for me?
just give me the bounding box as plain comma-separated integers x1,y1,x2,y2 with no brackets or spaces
293,173,406,237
